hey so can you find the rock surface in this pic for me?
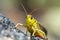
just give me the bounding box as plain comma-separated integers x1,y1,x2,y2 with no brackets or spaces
0,15,28,40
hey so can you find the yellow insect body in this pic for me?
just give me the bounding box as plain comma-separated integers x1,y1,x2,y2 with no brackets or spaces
25,14,46,39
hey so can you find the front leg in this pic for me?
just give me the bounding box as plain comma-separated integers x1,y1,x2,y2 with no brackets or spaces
15,23,23,28
15,23,24,30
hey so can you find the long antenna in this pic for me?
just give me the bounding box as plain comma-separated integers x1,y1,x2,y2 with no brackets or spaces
30,8,41,14
20,3,27,15
20,3,28,35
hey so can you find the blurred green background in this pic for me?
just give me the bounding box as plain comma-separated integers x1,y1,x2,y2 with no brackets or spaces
0,0,60,40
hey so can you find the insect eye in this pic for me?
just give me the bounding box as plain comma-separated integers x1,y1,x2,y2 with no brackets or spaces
31,17,33,19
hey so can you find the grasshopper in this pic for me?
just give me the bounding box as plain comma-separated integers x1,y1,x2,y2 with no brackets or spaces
15,3,48,40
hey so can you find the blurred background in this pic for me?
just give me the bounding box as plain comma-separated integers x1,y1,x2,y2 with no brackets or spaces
0,0,60,40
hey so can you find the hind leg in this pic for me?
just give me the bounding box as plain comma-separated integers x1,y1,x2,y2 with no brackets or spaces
37,29,46,39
